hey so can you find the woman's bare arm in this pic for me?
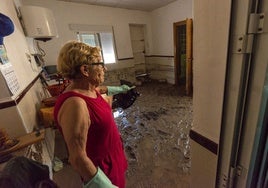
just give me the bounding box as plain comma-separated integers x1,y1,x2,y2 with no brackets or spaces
57,97,97,182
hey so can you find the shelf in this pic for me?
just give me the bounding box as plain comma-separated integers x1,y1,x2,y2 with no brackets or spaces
0,129,45,156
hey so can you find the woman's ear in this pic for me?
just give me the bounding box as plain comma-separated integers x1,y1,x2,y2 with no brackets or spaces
80,65,89,77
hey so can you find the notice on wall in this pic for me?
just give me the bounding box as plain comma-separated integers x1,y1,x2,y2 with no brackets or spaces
0,45,20,95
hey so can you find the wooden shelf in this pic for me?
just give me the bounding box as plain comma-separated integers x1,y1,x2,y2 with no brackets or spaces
0,129,45,156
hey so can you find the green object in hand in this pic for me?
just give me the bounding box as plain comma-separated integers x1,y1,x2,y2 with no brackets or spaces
107,84,135,96
83,167,118,188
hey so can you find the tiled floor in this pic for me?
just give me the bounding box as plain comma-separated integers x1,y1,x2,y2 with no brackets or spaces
53,80,193,188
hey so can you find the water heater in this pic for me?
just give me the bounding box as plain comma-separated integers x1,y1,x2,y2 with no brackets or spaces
19,6,58,41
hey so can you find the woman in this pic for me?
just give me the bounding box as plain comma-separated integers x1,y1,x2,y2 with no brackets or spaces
54,41,127,188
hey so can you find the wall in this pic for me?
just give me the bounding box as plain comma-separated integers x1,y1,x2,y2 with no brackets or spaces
190,0,232,187
193,0,231,142
20,0,193,85
0,0,54,176
146,56,175,83
0,0,46,137
0,0,41,99
20,0,156,85
151,0,193,55
20,0,152,65
148,0,193,83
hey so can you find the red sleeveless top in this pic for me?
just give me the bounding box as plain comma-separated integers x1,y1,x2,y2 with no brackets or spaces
53,91,127,188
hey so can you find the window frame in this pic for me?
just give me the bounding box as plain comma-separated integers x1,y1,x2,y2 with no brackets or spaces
69,24,117,64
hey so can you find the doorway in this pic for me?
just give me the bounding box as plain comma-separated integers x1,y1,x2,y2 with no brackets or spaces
174,19,193,96
129,24,148,82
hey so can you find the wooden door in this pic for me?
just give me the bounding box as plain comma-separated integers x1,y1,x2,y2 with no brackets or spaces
174,18,193,95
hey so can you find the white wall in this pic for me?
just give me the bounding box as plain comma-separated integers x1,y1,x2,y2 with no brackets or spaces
0,0,41,99
0,0,46,137
20,0,193,64
145,0,193,84
21,0,153,68
192,0,231,142
20,0,193,84
190,0,232,187
151,0,193,55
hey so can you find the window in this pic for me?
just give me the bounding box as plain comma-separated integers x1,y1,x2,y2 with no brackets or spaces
69,24,117,64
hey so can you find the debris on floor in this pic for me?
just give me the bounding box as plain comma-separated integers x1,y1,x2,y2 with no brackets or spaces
114,81,193,188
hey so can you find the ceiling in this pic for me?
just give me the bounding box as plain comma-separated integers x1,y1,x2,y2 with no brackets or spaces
57,0,177,12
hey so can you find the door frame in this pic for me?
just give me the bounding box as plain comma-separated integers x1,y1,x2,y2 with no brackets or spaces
216,0,268,187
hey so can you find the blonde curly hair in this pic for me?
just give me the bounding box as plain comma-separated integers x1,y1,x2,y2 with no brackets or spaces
57,41,102,79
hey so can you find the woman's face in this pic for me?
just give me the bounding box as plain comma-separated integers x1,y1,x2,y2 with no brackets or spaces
94,63,106,84
87,63,106,86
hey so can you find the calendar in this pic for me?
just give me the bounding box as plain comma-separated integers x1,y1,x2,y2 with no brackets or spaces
0,45,20,95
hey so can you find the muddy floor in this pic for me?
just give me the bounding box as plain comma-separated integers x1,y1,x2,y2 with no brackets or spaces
114,81,193,188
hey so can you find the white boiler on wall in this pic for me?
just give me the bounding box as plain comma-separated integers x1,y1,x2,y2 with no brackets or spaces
19,5,58,41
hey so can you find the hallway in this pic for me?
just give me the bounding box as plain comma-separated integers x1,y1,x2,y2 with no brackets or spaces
54,81,193,188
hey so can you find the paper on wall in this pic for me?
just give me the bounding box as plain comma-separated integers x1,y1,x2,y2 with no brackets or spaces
0,45,20,95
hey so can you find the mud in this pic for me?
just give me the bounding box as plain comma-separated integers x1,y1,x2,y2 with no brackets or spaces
114,81,193,188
